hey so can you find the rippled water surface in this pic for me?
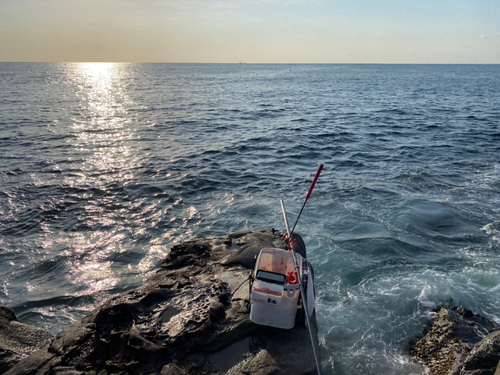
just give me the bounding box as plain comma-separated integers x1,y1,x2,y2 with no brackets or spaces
1,63,500,374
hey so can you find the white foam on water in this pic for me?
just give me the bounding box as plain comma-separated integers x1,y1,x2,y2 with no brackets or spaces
482,221,500,244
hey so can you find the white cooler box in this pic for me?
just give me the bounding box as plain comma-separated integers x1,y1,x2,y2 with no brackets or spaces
250,248,302,329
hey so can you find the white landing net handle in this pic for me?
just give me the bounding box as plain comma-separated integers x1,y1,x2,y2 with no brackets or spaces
280,199,322,375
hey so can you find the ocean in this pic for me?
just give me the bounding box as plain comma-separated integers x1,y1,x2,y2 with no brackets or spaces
1,62,499,374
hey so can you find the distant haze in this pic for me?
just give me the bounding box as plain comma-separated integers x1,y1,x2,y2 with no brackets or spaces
1,0,499,63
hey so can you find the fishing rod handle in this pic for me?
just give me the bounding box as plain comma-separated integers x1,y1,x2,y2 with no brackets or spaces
280,199,292,238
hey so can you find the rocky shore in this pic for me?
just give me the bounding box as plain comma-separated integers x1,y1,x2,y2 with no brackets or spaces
410,305,500,375
1,228,319,375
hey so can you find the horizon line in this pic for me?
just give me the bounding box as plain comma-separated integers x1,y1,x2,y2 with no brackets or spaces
1,61,499,65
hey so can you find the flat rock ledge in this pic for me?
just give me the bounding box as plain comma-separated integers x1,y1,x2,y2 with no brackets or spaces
410,305,500,375
2,228,320,375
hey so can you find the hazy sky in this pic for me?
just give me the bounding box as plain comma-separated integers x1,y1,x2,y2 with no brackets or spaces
1,0,499,63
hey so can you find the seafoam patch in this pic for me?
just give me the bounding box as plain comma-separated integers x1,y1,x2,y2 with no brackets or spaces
481,221,500,243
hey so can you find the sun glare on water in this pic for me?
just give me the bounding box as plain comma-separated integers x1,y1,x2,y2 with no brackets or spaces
64,62,140,182
61,62,141,299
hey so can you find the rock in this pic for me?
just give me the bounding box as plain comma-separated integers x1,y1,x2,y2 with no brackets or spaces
226,348,279,375
0,306,53,373
410,305,500,375
5,228,320,375
448,330,500,375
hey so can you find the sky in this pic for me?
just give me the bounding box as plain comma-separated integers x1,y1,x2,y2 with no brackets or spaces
0,0,499,63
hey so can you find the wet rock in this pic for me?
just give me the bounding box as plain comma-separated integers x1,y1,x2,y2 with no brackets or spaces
0,306,53,373
410,305,500,375
5,228,320,375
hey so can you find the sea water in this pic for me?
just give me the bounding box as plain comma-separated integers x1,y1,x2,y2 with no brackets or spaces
1,63,499,374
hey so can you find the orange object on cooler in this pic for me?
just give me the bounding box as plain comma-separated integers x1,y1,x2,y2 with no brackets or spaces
287,271,298,284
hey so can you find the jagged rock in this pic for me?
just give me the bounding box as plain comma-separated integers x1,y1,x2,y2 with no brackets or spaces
410,305,500,375
4,229,320,375
0,306,53,373
448,330,500,375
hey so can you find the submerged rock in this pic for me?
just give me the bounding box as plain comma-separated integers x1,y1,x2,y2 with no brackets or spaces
4,229,320,375
410,305,500,375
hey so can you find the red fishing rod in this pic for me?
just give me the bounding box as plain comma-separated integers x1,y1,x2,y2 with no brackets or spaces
290,164,324,235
